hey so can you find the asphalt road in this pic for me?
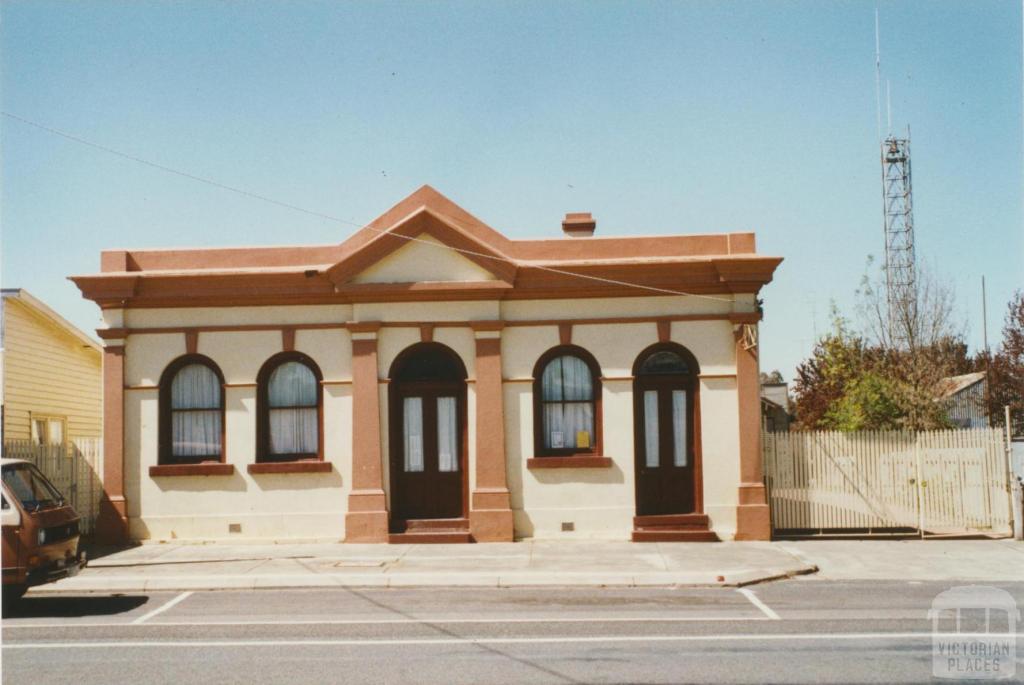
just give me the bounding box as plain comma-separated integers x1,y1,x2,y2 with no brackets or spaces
3,580,1023,684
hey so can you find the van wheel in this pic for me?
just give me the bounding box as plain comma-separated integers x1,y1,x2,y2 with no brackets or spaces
3,584,27,606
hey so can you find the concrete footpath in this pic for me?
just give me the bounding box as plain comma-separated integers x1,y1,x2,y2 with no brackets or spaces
31,538,1024,594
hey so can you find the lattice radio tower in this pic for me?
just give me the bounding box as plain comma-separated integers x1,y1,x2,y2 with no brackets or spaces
876,10,916,348
881,133,916,347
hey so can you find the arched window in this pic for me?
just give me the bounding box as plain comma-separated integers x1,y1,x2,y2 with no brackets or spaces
637,349,691,376
159,355,224,464
257,352,322,462
533,346,602,457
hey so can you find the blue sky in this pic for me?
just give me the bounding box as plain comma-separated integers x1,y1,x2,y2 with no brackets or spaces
2,1,1021,380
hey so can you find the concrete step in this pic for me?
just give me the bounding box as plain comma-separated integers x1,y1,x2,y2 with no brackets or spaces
632,513,710,530
401,517,470,532
389,517,472,543
632,513,718,542
631,529,719,542
388,531,474,544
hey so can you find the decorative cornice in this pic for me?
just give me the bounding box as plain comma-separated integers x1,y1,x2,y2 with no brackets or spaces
469,321,505,332
347,321,382,334
69,274,139,307
96,327,130,340
728,312,762,324
90,312,763,339
70,257,781,310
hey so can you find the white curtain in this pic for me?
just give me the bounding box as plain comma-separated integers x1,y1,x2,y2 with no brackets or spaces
31,419,45,446
561,356,593,401
268,362,317,406
644,390,659,467
404,397,424,472
543,403,565,448
172,364,220,409
268,361,318,454
47,419,64,446
541,358,564,401
543,402,593,449
268,408,318,454
542,356,592,401
437,396,458,472
672,390,687,467
542,355,594,449
171,364,222,457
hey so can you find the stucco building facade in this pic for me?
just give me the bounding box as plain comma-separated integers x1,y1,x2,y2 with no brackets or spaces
71,186,781,544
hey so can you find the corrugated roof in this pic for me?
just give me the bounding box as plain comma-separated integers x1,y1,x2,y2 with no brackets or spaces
936,372,986,399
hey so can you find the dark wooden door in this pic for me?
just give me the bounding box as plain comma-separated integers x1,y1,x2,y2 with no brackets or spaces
634,375,695,516
390,382,464,521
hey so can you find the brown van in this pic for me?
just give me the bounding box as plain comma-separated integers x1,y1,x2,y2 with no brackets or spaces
2,458,86,603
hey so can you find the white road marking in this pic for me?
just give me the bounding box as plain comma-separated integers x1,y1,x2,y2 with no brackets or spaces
5,632,1021,650
736,588,780,620
6,614,769,630
131,591,194,625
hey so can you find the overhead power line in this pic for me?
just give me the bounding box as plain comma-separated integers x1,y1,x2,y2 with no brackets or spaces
2,111,737,304
2,111,359,229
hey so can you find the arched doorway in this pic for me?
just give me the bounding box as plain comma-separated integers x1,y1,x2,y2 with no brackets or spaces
388,343,468,524
633,343,701,517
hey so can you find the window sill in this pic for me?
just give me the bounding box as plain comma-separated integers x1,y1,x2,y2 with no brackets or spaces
247,461,332,475
150,463,234,477
527,456,613,469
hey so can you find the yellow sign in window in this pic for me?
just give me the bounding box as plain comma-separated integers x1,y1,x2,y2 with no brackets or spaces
576,431,591,449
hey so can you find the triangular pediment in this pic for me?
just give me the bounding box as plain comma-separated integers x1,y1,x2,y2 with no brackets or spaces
325,200,517,286
350,233,500,284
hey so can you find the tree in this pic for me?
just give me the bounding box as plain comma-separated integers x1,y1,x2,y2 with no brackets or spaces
821,371,903,430
987,291,1024,431
793,258,973,431
856,256,963,354
760,370,784,384
853,260,968,429
793,310,872,429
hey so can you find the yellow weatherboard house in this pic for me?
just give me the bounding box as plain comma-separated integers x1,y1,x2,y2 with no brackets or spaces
71,186,782,544
1,289,102,448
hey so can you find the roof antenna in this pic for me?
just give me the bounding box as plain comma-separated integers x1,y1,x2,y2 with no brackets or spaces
886,79,893,136
875,7,883,142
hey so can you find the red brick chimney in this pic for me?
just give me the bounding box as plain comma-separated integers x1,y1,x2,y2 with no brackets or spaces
562,212,596,238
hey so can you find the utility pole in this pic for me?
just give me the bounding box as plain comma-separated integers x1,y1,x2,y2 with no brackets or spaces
1006,405,1022,541
982,276,990,354
983,276,992,427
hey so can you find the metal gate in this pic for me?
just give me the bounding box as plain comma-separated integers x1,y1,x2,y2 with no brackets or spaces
764,428,1012,537
2,438,103,535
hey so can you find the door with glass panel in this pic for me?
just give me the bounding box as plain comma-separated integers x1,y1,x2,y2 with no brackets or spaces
633,347,697,516
388,344,467,522
392,385,463,520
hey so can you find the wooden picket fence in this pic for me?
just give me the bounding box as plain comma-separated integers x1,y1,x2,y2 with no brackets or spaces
2,438,103,536
764,428,1012,537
